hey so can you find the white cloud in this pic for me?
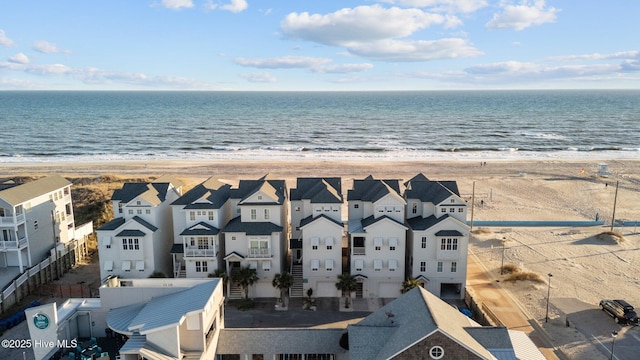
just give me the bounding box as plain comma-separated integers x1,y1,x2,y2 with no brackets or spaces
33,40,69,54
550,51,640,62
0,29,14,47
239,72,277,83
486,0,558,31
161,0,193,10
311,63,374,74
347,38,482,62
281,5,461,46
234,56,332,69
8,53,29,64
206,0,248,13
379,0,488,13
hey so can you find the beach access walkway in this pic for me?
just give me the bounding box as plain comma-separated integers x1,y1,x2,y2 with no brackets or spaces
467,252,564,360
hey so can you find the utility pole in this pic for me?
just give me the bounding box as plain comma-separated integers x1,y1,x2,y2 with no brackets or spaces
610,181,619,232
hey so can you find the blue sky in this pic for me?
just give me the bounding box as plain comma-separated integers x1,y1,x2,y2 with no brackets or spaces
1,0,639,90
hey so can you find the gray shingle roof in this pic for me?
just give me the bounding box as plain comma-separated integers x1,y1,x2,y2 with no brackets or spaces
223,216,283,235
179,221,220,236
349,287,494,360
115,229,146,237
361,214,405,229
217,328,346,355
97,217,126,231
404,178,460,204
132,216,158,231
0,175,70,205
170,244,184,253
406,214,448,231
171,177,231,208
112,181,173,204
290,177,343,203
232,178,286,204
435,229,464,236
299,214,344,228
347,176,401,202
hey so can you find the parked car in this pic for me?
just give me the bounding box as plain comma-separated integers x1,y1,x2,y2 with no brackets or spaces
600,299,639,325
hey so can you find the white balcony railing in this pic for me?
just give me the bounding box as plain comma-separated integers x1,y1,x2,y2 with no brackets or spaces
247,248,271,258
0,213,25,226
0,237,27,249
353,247,366,255
184,248,217,257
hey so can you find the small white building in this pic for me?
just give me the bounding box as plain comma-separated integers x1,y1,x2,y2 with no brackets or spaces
25,277,223,360
96,176,182,280
170,177,233,278
404,173,469,299
222,175,288,298
0,176,78,275
347,175,407,298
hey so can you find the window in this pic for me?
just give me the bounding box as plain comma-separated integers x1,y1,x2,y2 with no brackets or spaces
208,211,214,220
458,208,464,213
374,259,382,271
145,209,151,214
137,209,142,215
118,203,123,213
421,236,427,249
449,208,455,213
33,220,38,230
196,261,208,273
250,209,257,220
440,238,458,251
451,262,457,272
136,201,141,205
122,238,139,250
264,209,270,220
437,262,443,272
295,206,300,212
198,237,209,249
325,259,334,272
389,259,397,271
311,259,319,271
420,261,426,272
440,207,446,213
262,261,271,272
257,195,263,200
412,203,417,214
353,204,359,209
389,237,398,251
354,259,364,272
311,237,319,250
231,236,237,241
315,207,321,213
325,237,334,250
128,209,134,215
374,237,382,251
429,346,444,359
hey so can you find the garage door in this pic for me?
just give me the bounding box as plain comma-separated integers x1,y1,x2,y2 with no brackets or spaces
317,282,337,297
379,282,400,298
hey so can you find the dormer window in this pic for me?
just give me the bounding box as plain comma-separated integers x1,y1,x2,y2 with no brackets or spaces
257,195,263,200
136,201,141,205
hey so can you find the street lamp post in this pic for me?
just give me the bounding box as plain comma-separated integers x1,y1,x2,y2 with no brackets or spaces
545,273,553,323
610,330,618,360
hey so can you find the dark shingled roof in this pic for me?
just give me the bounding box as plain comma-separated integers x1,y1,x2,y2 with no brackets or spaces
223,216,283,235
132,216,158,232
116,229,146,237
299,214,344,228
406,214,449,231
435,229,464,236
403,172,429,187
179,222,220,236
290,177,343,203
171,178,231,208
361,214,405,229
404,179,460,204
111,182,170,203
170,244,184,254
231,178,286,205
98,217,126,231
347,176,401,202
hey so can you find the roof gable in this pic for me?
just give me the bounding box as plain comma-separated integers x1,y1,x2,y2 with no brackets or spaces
233,178,286,205
299,214,344,229
348,176,401,203
291,177,343,203
0,175,71,205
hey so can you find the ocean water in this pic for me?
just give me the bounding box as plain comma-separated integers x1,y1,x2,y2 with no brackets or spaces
0,90,638,163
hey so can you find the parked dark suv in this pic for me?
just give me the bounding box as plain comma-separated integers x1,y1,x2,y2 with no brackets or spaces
600,299,639,325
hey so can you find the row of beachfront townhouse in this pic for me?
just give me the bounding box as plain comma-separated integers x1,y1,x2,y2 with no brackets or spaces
96,172,469,300
0,176,93,289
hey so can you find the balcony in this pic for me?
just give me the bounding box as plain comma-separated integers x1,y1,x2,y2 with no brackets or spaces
184,248,217,257
0,213,25,226
247,247,271,258
0,237,28,249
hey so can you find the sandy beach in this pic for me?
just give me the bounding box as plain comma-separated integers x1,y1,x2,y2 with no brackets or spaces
2,158,639,359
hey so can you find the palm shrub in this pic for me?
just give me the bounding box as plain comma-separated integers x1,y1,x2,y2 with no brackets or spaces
272,272,294,304
401,277,421,294
230,266,259,299
335,273,357,308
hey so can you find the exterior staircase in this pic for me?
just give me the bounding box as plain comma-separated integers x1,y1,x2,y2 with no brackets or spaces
290,264,304,298
229,283,243,299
